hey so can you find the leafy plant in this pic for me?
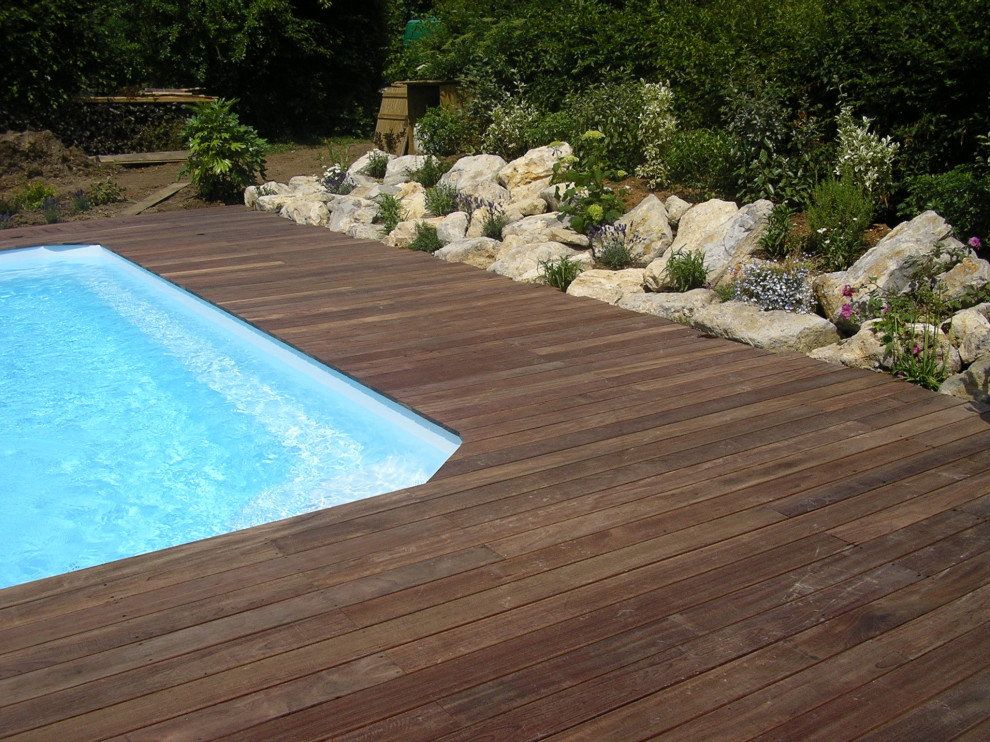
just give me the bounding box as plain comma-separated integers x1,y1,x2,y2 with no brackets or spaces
834,104,898,209
0,213,12,229
481,97,542,161
320,164,355,195
551,130,627,235
406,155,451,189
664,128,734,198
40,197,60,224
664,249,707,292
758,203,802,260
539,254,582,291
71,188,91,213
360,150,390,179
899,167,990,243
588,223,635,269
425,183,459,217
806,178,873,271
565,81,647,173
374,192,404,234
480,200,507,240
15,182,57,211
415,104,479,156
179,98,267,202
731,260,815,313
635,81,678,189
407,222,445,253
89,178,125,205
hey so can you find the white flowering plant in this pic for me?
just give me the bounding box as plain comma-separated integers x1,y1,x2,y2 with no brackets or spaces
834,105,899,206
729,261,815,314
635,81,677,189
551,130,627,234
319,163,355,195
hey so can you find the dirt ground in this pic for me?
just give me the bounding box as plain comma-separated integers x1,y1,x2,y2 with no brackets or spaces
0,131,373,227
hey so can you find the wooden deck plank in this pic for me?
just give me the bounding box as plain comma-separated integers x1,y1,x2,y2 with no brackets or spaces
1,207,988,741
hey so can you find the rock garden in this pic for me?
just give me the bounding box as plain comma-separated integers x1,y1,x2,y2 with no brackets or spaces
246,138,990,408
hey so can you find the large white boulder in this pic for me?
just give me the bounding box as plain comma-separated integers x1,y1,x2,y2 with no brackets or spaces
644,199,740,290
940,356,990,405
327,196,378,233
948,305,990,365
440,154,508,199
498,144,572,191
384,155,429,186
280,198,330,227
436,211,469,243
691,301,841,354
488,241,593,284
385,217,444,248
614,194,673,265
566,269,645,305
617,289,719,324
939,256,990,304
348,149,394,177
807,320,887,370
435,237,502,269
396,181,428,220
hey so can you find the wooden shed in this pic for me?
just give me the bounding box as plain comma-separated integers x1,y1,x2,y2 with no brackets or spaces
373,80,461,155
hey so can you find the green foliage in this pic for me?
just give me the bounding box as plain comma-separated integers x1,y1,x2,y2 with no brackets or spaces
415,105,480,156
407,222,445,253
425,183,459,217
806,178,873,271
374,192,404,234
664,128,734,198
319,164,354,195
480,200,507,240
14,182,57,211
406,155,451,189
636,82,678,189
481,98,542,161
539,254,582,292
899,168,990,242
834,105,898,208
589,223,635,269
758,203,802,260
551,131,627,235
565,81,647,173
361,150,391,179
71,189,91,213
179,99,268,202
89,178,125,206
663,249,707,292
41,197,61,224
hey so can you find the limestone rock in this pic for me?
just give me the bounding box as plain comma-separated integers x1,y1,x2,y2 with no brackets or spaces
691,301,841,354
327,196,377,233
498,144,572,191
440,154,508,198
508,176,552,205
437,211,469,243
396,181,428,220
815,211,962,329
617,289,718,323
614,194,673,265
948,306,990,365
435,237,502,270
708,199,774,284
504,197,548,224
643,199,739,291
244,185,260,208
488,241,593,284
280,198,330,227
939,256,990,305
807,320,887,370
502,213,570,241
346,223,387,241
546,226,590,249
940,356,990,405
566,269,646,305
385,217,444,249
664,195,692,226
254,194,291,213
348,149,394,177
384,155,428,186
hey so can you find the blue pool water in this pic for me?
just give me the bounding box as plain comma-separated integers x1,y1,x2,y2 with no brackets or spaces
0,245,459,589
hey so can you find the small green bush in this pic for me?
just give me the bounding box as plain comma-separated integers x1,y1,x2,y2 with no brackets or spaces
552,130,627,235
40,196,60,224
71,188,91,213
415,105,479,156
899,168,990,242
15,182,57,211
0,213,12,229
665,129,734,199
481,98,541,161
406,155,451,189
807,178,873,271
663,249,707,292
589,223,635,269
319,164,354,195
360,150,390,179
407,222,444,253
425,183,458,217
758,203,802,260
539,255,582,291
565,81,646,173
374,192,404,234
89,178,125,205
480,200,507,240
179,98,267,202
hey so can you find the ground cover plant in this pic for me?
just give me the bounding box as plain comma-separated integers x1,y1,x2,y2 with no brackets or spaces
539,255,582,291
663,249,707,292
407,222,444,253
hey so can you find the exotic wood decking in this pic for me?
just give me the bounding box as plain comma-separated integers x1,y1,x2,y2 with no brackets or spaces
1,207,989,741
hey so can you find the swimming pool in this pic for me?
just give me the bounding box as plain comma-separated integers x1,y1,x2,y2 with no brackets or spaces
0,245,460,589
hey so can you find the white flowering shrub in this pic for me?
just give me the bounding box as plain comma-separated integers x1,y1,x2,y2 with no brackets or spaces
481,98,541,160
319,164,354,195
731,262,815,314
635,81,677,189
834,105,899,204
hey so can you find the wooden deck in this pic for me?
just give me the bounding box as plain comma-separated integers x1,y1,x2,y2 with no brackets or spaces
2,207,989,741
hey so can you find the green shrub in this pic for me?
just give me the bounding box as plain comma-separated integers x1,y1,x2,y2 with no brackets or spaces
663,249,707,292
665,128,734,199
899,168,990,242
360,150,390,179
406,155,451,189
374,192,403,234
415,105,479,156
806,178,873,270
15,182,57,211
551,130,627,235
0,213,12,229
319,164,354,195
71,188,91,213
425,183,459,217
407,222,445,253
636,81,678,189
565,81,647,173
758,203,802,260
40,197,61,224
179,99,267,202
539,255,582,291
588,223,635,269
480,200,507,240
834,104,899,209
481,98,541,161
89,178,125,205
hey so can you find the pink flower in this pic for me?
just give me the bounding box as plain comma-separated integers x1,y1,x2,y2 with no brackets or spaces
970,236,983,249
913,344,921,356
841,284,854,298
881,303,889,315
840,304,853,320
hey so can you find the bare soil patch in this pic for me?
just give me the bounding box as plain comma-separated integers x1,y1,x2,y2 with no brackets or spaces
0,131,372,227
